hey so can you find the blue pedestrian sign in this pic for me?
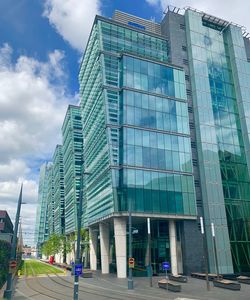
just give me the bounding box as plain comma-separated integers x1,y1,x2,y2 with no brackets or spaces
162,261,170,271
74,264,82,276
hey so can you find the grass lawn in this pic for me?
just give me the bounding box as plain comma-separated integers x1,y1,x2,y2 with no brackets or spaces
20,260,64,276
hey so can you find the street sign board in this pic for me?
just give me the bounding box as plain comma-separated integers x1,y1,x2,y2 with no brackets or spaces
162,261,170,271
128,257,135,268
9,260,17,268
74,264,82,276
9,260,17,273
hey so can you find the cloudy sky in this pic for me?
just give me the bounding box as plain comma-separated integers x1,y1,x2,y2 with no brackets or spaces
0,0,249,246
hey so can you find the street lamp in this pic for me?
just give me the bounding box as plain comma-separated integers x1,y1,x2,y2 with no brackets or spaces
4,184,24,299
147,218,152,287
128,197,134,290
73,170,90,300
211,223,219,279
200,217,209,291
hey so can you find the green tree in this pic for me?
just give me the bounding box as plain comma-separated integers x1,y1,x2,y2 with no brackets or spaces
80,229,89,267
41,234,64,257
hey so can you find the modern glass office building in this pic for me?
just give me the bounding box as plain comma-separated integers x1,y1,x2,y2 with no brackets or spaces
35,162,50,256
183,8,250,273
53,145,65,235
62,105,83,235
47,164,55,236
79,10,198,278
36,6,250,276
78,7,250,276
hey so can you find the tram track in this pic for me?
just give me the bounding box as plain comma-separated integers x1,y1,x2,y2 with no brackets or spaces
23,261,125,300
24,261,71,300
49,271,171,300
22,260,173,300
48,273,132,300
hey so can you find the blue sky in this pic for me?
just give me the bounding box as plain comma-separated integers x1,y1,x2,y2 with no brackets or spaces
0,0,163,100
0,0,249,245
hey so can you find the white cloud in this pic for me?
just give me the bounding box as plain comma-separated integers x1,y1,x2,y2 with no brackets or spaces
0,160,29,181
43,0,101,51
0,43,74,245
146,0,250,31
0,180,37,205
0,46,70,163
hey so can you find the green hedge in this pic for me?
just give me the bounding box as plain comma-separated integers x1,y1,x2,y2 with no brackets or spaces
0,240,11,289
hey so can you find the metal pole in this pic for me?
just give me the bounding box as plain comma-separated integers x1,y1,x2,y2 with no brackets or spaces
4,184,23,299
147,218,152,287
73,168,85,300
200,217,210,291
211,223,219,279
128,199,133,289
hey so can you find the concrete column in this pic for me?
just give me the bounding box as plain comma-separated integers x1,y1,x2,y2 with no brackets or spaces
114,218,127,278
99,222,110,274
169,220,178,275
89,227,98,271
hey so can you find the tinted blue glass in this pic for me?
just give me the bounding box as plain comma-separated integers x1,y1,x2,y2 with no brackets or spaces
123,56,186,100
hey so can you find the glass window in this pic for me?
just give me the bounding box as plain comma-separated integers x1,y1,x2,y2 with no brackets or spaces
127,91,134,106
127,145,134,165
127,128,134,144
134,129,143,146
143,131,150,147
127,169,135,186
141,94,149,109
142,147,151,168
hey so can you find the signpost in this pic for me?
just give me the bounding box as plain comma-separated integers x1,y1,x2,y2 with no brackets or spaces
9,260,17,273
128,258,135,269
74,264,83,276
200,217,210,291
162,262,170,291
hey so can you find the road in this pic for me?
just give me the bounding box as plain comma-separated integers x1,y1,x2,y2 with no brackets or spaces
13,271,250,300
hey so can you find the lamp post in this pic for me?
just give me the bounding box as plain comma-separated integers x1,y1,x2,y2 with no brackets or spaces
128,198,133,290
211,223,219,279
147,218,152,287
200,217,209,291
4,184,24,299
73,169,90,300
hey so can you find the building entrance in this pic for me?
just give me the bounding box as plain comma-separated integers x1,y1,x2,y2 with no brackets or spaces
131,220,171,276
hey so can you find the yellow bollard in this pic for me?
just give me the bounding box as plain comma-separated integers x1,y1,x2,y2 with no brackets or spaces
64,268,66,275
18,270,21,276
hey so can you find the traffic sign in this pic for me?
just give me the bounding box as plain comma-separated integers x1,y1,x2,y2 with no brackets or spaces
9,260,17,273
74,264,82,276
128,257,135,269
162,261,170,271
9,260,17,268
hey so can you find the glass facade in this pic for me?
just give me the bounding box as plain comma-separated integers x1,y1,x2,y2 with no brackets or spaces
117,55,196,217
122,56,186,99
47,164,54,236
53,145,65,235
123,90,189,134
35,9,250,275
123,127,192,172
62,106,83,235
100,20,168,62
79,17,196,225
35,163,50,255
186,9,250,273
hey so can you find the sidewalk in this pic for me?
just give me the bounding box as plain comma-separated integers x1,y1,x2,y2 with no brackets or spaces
76,270,250,300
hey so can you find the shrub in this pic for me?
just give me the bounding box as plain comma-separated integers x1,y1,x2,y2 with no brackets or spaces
0,240,11,288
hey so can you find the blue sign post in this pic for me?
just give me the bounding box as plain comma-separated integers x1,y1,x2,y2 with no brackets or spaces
162,262,170,291
74,264,82,276
162,262,170,271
